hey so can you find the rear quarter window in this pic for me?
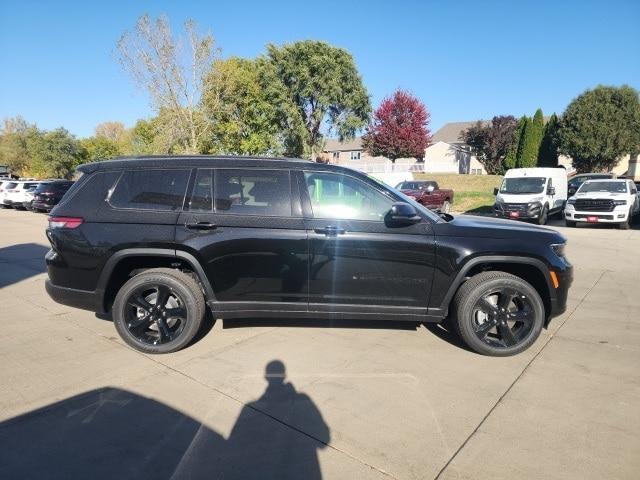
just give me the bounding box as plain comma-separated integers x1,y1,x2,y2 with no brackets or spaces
109,169,190,211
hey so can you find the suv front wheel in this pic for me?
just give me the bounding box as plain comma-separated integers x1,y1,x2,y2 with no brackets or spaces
112,268,205,354
451,271,545,356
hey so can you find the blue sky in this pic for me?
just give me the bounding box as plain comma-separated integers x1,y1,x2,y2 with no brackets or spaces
1,0,639,138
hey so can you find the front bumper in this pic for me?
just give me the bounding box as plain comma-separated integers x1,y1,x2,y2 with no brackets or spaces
565,206,629,223
548,264,573,322
494,202,543,220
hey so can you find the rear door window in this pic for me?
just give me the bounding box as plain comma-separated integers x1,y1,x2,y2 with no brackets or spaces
214,169,291,216
189,169,213,212
110,169,190,211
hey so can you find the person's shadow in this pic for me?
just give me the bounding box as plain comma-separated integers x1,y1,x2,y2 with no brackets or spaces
0,360,329,480
174,360,329,480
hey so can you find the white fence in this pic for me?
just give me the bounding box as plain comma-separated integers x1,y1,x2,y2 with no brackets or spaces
338,161,426,174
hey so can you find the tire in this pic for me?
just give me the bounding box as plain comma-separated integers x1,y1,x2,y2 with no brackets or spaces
451,271,545,356
112,268,205,354
618,209,632,230
537,205,548,225
565,220,576,228
441,200,451,214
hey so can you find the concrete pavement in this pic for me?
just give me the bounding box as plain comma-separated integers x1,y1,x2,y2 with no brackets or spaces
0,208,638,479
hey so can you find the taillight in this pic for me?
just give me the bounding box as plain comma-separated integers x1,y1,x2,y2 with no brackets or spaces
48,216,83,229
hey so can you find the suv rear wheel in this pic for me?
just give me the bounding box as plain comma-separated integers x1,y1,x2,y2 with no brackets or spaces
451,271,545,356
112,268,205,354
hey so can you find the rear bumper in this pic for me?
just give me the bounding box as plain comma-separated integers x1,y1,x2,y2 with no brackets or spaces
31,201,53,211
45,279,103,313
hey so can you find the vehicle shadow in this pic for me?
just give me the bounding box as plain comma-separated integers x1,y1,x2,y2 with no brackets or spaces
0,243,49,288
422,322,474,352
0,361,329,480
96,308,217,347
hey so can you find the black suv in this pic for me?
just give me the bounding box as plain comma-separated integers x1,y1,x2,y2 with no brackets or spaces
45,156,573,356
31,180,74,212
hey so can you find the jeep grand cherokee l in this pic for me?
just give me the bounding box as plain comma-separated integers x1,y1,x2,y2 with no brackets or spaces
45,156,573,356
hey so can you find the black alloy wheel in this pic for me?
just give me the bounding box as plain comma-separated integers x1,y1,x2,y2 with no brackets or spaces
125,284,187,346
112,268,205,354
471,288,536,349
452,271,544,356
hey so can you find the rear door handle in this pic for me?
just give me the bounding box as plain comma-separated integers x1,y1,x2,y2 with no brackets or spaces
314,226,345,236
186,221,217,231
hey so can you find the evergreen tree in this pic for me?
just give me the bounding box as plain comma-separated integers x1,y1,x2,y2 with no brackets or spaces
518,109,544,167
505,116,527,169
538,113,560,167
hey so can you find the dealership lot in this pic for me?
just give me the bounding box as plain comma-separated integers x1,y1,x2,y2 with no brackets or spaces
0,208,638,479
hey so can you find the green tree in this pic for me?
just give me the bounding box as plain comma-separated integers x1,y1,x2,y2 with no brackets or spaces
558,85,640,172
266,40,371,158
504,116,527,169
518,109,544,167
81,136,122,162
203,58,283,155
0,117,40,175
28,128,84,179
538,113,560,167
129,119,159,154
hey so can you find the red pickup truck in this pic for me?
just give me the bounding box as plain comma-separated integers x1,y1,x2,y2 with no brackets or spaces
396,180,454,213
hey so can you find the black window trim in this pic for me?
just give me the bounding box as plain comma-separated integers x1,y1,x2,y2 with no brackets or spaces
106,167,192,213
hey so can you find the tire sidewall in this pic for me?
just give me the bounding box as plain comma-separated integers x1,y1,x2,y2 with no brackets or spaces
456,277,545,356
113,272,203,354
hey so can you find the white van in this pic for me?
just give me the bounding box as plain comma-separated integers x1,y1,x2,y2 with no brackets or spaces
493,168,567,225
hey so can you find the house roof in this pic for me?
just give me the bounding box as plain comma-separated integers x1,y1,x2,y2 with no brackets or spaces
431,121,486,144
323,137,363,152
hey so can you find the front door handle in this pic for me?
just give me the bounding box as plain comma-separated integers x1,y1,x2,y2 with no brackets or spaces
186,221,217,231
314,226,345,236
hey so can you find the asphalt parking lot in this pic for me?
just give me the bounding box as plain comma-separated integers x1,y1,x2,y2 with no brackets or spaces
1,208,639,480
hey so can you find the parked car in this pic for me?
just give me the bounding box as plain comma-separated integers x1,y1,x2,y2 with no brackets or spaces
565,179,639,229
20,184,40,210
45,156,573,357
493,168,567,225
2,181,41,208
0,180,18,207
395,180,454,213
567,172,615,196
31,180,74,212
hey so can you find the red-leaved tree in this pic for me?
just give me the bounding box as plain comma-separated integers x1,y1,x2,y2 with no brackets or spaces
362,90,431,167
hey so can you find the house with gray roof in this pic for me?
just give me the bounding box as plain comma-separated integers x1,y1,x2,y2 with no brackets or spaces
321,121,487,174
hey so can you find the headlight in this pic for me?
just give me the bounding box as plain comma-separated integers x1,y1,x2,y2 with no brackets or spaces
613,200,627,206
567,198,576,205
551,243,566,257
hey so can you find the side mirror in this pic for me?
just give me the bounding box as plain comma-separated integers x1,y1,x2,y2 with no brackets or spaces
568,187,576,195
493,187,499,196
547,186,556,195
385,202,421,227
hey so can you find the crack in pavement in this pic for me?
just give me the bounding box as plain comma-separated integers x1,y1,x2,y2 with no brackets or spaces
433,269,607,480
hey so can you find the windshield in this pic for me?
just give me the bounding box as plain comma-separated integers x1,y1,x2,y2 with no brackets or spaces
396,181,436,191
578,181,627,194
500,177,546,194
